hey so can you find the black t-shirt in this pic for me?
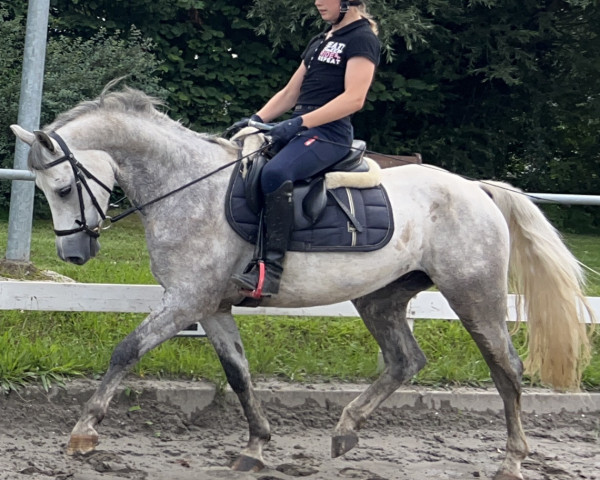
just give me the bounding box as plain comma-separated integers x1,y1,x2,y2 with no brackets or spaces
297,18,380,108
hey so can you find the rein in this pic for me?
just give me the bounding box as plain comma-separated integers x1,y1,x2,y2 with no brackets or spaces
109,156,245,224
46,128,540,240
43,132,268,237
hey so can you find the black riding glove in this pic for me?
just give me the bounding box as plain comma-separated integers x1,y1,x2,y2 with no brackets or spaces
226,114,263,136
269,116,307,150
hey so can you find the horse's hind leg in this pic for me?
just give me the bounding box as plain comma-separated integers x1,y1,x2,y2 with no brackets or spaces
441,285,528,480
332,271,432,457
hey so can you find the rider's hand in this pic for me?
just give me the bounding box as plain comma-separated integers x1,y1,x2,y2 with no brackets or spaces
269,116,307,150
226,114,263,136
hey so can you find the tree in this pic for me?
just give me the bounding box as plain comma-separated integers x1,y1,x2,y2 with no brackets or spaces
0,3,166,215
3,0,598,229
48,0,298,130
252,1,598,184
253,0,599,230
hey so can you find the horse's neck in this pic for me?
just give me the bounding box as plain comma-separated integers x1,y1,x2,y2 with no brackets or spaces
68,114,230,208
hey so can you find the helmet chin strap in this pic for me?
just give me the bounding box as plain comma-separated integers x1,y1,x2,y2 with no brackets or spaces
333,0,362,26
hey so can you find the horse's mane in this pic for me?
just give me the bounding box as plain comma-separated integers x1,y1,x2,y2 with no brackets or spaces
43,81,239,155
47,84,168,132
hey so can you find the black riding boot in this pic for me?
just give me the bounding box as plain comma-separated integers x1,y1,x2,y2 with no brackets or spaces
232,181,294,296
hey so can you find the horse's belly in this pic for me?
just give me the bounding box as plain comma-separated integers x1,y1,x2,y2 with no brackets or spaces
259,244,418,308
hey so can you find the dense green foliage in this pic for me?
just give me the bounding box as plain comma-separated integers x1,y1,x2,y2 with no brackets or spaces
47,0,296,128
0,217,598,392
251,1,600,198
1,0,598,228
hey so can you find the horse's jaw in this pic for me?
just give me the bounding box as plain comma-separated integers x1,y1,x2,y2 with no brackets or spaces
56,234,100,265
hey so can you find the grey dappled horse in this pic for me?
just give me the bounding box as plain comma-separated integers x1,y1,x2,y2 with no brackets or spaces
11,87,595,480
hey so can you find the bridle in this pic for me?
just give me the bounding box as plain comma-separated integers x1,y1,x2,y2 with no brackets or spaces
38,131,259,237
41,132,113,238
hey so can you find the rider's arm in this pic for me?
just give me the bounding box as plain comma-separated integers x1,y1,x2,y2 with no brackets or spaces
256,63,307,122
300,56,376,129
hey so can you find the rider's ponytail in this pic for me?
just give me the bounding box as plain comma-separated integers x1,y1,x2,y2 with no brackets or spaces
357,4,378,35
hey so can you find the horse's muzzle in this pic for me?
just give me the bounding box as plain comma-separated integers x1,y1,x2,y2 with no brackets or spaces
56,232,100,265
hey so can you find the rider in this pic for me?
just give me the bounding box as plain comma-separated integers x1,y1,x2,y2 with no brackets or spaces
231,0,380,296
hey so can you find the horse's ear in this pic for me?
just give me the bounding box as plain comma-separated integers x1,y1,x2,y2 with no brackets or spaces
33,130,56,153
10,125,35,146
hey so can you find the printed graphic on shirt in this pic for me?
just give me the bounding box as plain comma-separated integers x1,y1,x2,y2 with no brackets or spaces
318,41,346,65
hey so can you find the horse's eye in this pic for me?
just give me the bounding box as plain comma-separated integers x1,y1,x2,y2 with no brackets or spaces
58,185,72,198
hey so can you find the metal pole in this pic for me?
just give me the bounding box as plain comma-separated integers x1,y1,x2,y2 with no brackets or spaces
6,0,50,262
0,169,36,181
528,193,600,206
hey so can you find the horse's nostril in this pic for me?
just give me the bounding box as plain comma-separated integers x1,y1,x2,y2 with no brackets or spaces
67,256,86,265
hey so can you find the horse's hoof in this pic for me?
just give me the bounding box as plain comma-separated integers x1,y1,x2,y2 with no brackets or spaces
66,434,99,455
331,432,359,458
493,472,524,480
231,454,265,472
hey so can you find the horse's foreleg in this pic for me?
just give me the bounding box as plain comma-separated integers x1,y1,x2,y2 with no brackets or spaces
67,298,192,455
332,273,431,457
201,311,270,472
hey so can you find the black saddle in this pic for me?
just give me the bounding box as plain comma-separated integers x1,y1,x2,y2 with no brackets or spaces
225,139,394,253
243,139,368,218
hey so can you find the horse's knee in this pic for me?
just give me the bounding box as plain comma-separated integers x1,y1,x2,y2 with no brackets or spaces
110,334,140,369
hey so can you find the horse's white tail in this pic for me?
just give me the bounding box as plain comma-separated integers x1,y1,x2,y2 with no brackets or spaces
480,180,595,391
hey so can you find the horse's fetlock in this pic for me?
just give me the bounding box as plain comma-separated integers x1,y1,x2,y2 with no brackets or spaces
342,408,364,431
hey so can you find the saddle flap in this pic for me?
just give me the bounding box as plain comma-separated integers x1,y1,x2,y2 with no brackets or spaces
244,155,267,215
231,127,269,215
300,178,327,228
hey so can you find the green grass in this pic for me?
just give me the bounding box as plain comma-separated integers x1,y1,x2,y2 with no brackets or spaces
0,214,598,392
565,234,600,296
26,216,156,284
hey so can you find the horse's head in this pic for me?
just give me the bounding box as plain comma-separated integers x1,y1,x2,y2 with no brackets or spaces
10,125,116,265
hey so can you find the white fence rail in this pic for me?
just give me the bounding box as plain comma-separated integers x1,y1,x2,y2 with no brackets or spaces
2,281,597,337
0,186,597,336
